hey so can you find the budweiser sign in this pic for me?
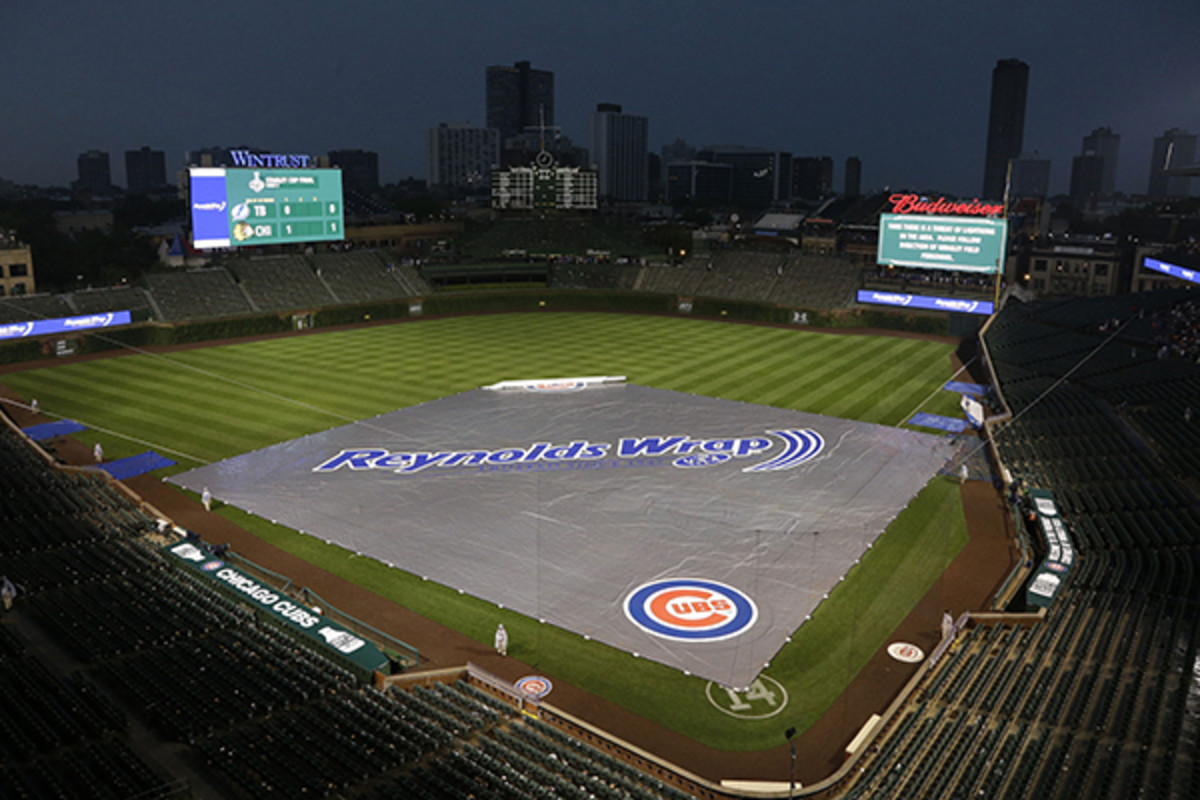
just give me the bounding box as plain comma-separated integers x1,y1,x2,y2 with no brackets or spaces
888,194,1004,217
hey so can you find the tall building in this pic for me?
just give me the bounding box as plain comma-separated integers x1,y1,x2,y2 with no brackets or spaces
661,138,696,165
590,103,649,203
982,58,1029,200
1069,154,1105,207
486,61,554,142
328,149,380,193
75,150,112,194
1148,128,1197,197
792,156,833,200
697,147,791,206
1010,152,1050,199
844,156,862,199
1081,126,1120,196
426,124,499,190
665,161,733,205
124,146,166,194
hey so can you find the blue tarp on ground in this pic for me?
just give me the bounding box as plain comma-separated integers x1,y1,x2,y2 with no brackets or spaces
909,412,969,433
98,451,177,480
22,420,87,441
944,380,988,396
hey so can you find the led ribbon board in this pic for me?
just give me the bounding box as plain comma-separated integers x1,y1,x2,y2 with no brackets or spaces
0,311,132,340
856,290,994,315
1144,257,1200,285
190,167,344,249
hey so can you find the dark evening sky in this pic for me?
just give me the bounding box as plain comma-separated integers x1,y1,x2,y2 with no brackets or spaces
4,0,1198,198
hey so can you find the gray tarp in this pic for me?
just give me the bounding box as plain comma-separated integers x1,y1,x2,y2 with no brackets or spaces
170,383,953,687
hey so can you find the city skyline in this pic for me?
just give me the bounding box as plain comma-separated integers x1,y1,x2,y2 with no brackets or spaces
4,0,1199,198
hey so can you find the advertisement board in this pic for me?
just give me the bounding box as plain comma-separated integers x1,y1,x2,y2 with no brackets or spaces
0,310,132,341
856,290,994,315
877,213,1007,273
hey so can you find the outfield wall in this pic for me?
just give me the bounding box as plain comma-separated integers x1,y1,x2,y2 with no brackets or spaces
0,288,958,367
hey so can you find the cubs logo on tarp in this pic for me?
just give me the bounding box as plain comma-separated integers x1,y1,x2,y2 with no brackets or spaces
624,578,757,642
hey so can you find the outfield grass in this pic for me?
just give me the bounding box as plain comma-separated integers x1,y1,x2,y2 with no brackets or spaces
4,312,967,750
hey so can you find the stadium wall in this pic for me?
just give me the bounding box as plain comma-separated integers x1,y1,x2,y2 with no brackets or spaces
0,288,957,367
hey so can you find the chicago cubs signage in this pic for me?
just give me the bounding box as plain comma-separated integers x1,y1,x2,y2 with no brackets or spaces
312,429,824,477
624,578,758,642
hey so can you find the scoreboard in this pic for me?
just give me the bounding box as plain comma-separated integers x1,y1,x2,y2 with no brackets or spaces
876,213,1007,273
189,167,344,249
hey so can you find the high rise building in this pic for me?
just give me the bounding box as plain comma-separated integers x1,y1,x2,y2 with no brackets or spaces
1148,128,1197,197
590,103,649,203
792,156,833,201
328,150,380,193
124,146,167,194
1069,154,1105,207
844,156,862,199
1081,126,1120,196
486,61,554,142
665,161,733,205
982,59,1029,200
1010,152,1050,199
426,123,499,190
75,150,112,194
697,147,791,206
661,138,696,165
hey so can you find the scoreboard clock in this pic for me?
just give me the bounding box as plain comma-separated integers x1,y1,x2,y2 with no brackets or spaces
189,167,344,249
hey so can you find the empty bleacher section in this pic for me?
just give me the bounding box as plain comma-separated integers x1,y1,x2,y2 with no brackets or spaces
629,251,859,308
226,255,335,311
309,250,427,304
145,268,254,321
836,291,1200,800
456,217,655,262
68,285,154,317
0,419,699,798
0,293,74,323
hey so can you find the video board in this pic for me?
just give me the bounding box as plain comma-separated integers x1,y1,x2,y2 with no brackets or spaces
189,167,343,249
877,214,1007,273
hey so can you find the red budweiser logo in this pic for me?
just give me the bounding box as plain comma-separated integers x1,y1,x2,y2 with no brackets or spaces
888,194,1004,217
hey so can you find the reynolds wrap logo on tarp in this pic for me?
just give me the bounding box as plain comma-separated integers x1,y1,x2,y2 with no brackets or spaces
312,429,825,477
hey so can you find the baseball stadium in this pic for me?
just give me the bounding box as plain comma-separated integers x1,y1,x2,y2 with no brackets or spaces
1,216,1198,800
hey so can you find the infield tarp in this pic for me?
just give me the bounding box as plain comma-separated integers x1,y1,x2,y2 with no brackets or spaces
169,383,953,688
